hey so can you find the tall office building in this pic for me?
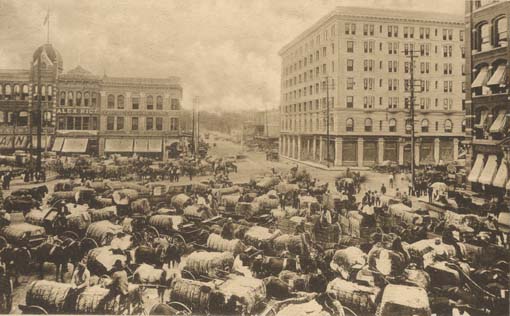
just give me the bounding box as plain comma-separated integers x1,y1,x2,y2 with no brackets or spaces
279,7,465,168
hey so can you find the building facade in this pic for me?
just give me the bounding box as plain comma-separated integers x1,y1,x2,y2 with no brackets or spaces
465,0,510,193
279,7,465,168
0,44,185,160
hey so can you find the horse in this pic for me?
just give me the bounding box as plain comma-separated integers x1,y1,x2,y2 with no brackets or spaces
10,185,48,202
0,245,31,285
31,238,70,282
132,242,184,269
3,196,40,214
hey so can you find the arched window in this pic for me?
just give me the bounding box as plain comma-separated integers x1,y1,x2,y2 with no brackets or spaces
18,111,29,126
47,85,53,100
43,111,52,127
67,91,74,106
444,119,453,133
389,118,397,132
462,119,466,132
346,118,354,132
107,94,115,108
364,118,372,132
476,22,491,51
60,91,66,106
76,92,82,106
147,95,154,110
13,84,20,100
4,84,11,99
84,92,90,106
156,96,163,110
117,95,124,109
21,85,28,100
91,92,98,106
421,119,429,132
495,16,508,48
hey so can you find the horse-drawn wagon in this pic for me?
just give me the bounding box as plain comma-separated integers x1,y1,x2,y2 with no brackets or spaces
0,223,46,248
19,280,144,314
144,213,210,247
83,220,126,249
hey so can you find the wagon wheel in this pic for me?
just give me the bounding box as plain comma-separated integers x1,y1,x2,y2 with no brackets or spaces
170,233,187,248
167,302,193,315
61,231,80,241
342,306,359,316
23,305,48,314
146,226,160,241
181,269,196,280
80,237,98,253
101,232,115,246
0,236,7,251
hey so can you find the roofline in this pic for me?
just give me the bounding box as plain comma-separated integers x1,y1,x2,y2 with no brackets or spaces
279,6,464,55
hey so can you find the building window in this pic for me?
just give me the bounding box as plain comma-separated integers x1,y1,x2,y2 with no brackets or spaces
421,119,429,133
156,95,163,110
132,117,138,130
60,92,66,106
117,117,124,130
67,91,74,106
146,117,153,130
347,41,354,53
84,92,90,106
444,119,453,133
76,92,82,106
107,94,114,108
346,78,354,90
107,116,114,130
92,117,98,130
346,96,354,108
170,118,179,131
462,119,466,132
132,96,139,110
117,95,124,109
91,92,97,106
156,117,163,130
495,17,508,47
58,117,65,130
346,118,354,132
83,117,90,130
389,119,397,132
364,118,372,132
478,23,491,51
147,95,154,110
347,59,354,71
22,84,29,100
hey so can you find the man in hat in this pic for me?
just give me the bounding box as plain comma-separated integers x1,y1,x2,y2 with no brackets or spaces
0,266,12,313
110,260,129,304
71,259,90,291
221,218,235,240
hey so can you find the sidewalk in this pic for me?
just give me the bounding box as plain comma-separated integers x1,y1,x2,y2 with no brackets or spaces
281,156,371,171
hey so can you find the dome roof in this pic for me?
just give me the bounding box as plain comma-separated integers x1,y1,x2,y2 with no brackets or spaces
33,43,63,72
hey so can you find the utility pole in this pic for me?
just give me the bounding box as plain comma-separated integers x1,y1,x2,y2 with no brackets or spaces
322,76,334,168
192,96,196,159
405,50,421,195
36,53,42,174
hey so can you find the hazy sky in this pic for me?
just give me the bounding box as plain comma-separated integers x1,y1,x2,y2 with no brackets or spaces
0,0,463,111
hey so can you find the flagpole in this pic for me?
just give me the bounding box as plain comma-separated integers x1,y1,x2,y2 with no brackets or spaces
36,53,42,174
46,9,50,43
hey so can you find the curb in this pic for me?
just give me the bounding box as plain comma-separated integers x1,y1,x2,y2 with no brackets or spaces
281,156,371,171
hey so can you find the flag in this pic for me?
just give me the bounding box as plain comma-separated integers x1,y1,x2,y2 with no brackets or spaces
43,10,49,26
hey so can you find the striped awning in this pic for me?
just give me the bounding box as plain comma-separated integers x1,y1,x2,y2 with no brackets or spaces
148,138,162,153
133,139,149,152
479,155,498,185
52,137,64,152
61,138,88,153
493,160,508,188
467,154,485,183
471,66,489,88
489,110,507,134
105,138,133,152
487,64,506,86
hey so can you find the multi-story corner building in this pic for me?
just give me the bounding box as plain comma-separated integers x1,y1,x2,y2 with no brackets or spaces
253,109,280,150
465,0,510,193
0,43,185,160
279,7,465,168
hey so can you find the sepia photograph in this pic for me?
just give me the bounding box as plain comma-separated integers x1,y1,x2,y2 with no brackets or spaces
0,0,508,315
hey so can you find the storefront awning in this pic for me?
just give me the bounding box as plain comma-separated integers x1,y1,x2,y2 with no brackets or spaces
493,160,508,188
134,139,149,152
474,110,488,129
31,136,49,150
479,155,498,185
471,67,489,88
61,138,88,153
52,137,64,152
489,110,508,133
467,154,485,183
148,138,163,153
105,138,133,152
487,64,506,86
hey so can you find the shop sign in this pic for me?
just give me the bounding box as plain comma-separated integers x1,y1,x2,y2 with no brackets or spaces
56,108,98,115
0,135,28,148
